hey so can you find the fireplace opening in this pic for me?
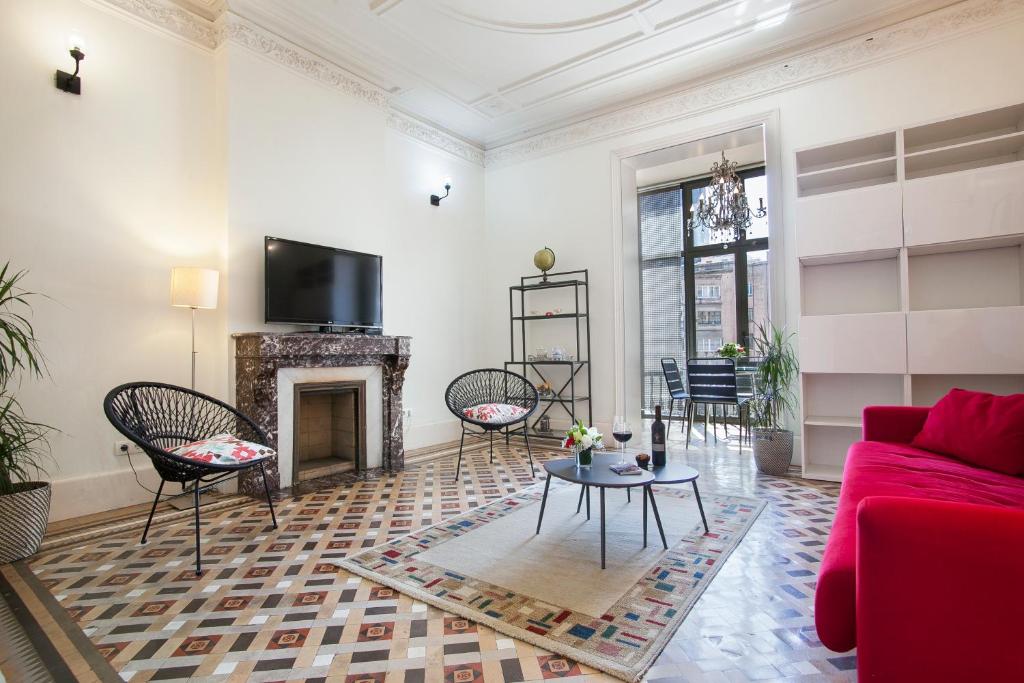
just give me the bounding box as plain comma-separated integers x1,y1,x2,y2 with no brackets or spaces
293,381,366,483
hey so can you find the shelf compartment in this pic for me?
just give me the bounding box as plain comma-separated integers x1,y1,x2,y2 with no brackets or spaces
904,131,1024,179
910,374,1024,406
510,280,588,291
802,373,905,422
796,158,897,197
796,132,897,174
908,243,1023,311
903,160,1024,246
907,306,1024,374
802,424,860,482
904,102,1024,154
795,182,902,258
801,253,900,315
799,312,907,374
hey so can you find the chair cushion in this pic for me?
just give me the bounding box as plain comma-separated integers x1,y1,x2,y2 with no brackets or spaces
911,388,1024,475
462,403,529,424
173,433,275,467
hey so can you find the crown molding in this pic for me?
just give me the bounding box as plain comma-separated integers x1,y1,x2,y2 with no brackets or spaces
98,0,219,47
484,0,1024,168
386,111,486,166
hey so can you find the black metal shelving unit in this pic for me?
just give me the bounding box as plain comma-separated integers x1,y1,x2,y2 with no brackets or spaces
506,270,593,440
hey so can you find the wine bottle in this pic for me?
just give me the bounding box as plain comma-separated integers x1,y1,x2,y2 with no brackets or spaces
652,404,666,467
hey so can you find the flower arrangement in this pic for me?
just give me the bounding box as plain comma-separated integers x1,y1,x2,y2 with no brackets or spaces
717,342,746,359
562,420,603,468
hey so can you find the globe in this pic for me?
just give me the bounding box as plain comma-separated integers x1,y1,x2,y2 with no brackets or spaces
533,247,556,277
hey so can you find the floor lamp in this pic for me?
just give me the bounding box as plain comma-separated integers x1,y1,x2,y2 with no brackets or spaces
171,267,219,390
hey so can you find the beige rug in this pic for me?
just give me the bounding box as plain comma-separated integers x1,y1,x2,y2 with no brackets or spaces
340,480,765,682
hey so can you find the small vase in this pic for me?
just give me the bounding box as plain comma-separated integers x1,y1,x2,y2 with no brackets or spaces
576,447,593,469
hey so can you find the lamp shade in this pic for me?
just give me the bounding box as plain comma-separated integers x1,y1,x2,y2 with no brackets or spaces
171,267,219,309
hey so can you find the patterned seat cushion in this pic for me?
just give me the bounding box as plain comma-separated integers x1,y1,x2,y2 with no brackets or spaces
462,403,529,424
172,433,275,467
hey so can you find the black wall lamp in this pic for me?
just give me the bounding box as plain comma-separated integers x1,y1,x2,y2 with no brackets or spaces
55,33,86,95
430,178,452,206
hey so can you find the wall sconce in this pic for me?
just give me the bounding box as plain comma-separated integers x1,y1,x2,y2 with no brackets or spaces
55,33,86,95
430,177,452,206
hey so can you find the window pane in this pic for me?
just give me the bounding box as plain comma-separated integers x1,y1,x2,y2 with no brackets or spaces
693,253,736,357
747,249,769,345
743,174,769,240
638,189,685,415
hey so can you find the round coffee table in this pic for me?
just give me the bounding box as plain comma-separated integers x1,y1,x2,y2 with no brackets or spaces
536,454,665,569
650,462,709,534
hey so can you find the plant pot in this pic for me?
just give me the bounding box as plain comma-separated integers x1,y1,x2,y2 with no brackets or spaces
752,429,793,476
0,482,51,564
575,448,593,469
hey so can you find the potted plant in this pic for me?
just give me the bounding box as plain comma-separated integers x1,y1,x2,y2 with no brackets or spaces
562,419,603,469
0,263,53,563
748,322,798,476
717,342,746,359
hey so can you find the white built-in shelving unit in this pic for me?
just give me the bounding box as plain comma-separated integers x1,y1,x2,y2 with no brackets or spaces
795,102,1024,481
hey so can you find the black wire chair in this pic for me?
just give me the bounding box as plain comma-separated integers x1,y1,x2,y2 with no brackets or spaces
103,382,278,575
445,369,539,480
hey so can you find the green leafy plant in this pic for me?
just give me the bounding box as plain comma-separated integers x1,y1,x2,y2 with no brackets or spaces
748,321,798,432
717,342,746,359
0,263,52,496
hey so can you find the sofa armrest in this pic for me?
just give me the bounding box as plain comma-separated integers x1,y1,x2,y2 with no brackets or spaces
856,496,1024,681
861,405,929,443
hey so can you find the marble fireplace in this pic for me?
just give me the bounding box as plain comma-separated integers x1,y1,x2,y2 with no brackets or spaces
233,333,411,495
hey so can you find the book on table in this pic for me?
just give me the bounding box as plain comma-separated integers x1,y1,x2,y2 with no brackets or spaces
609,463,643,475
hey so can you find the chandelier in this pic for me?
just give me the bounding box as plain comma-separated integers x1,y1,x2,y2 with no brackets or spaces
687,152,766,244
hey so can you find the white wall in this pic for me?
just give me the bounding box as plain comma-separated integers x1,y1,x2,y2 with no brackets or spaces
0,0,224,520
222,45,487,450
483,17,1024,436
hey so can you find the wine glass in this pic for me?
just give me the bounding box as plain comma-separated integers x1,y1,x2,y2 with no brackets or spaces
612,416,632,466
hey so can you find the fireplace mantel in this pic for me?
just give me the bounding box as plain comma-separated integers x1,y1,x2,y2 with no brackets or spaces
233,332,411,495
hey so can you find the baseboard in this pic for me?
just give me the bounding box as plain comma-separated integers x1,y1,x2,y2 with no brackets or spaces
404,417,463,451
48,460,165,522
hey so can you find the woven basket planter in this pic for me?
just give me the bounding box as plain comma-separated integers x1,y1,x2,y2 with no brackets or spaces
752,430,793,476
0,482,51,564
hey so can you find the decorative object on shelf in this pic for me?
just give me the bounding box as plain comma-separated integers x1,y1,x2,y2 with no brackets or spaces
550,346,567,361
687,151,766,243
429,177,452,206
563,419,603,469
0,263,54,563
749,322,799,475
55,32,86,95
171,267,219,391
635,453,650,470
533,246,556,281
537,415,550,433
717,342,746,359
536,380,553,397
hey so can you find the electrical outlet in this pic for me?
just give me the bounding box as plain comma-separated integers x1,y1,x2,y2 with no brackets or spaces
114,440,138,456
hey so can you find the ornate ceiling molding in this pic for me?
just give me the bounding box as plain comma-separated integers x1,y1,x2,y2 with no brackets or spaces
386,111,487,166
485,0,1024,168
99,0,219,48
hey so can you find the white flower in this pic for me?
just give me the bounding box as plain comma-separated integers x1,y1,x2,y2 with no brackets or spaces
580,435,593,450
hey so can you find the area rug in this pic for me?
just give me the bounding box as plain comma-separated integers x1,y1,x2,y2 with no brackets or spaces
339,480,765,681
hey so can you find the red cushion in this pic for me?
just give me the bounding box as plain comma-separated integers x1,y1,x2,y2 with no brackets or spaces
911,388,1024,475
815,440,1024,652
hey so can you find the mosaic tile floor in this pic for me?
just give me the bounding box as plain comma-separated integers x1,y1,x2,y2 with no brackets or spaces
28,428,854,682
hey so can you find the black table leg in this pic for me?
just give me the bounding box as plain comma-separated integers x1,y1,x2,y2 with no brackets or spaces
648,486,668,550
627,487,631,503
692,480,709,534
642,486,648,548
585,485,590,520
576,485,585,514
599,486,606,569
536,474,552,535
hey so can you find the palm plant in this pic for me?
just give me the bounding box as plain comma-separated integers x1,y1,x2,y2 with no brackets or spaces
0,263,52,496
748,321,798,432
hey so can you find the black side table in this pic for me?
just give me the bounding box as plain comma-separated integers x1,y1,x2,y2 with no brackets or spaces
649,462,709,534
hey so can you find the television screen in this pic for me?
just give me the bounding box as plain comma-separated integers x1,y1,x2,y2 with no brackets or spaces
265,237,382,329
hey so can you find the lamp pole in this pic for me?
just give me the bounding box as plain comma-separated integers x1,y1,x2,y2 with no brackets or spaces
190,306,197,391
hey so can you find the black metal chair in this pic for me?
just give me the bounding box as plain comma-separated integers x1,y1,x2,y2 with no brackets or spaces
445,369,539,480
103,382,278,575
684,358,751,451
660,358,691,439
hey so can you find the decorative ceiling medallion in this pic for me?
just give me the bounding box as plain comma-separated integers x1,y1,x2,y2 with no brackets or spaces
435,0,662,34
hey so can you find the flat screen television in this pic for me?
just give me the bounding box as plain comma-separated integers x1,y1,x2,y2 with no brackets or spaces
265,236,383,331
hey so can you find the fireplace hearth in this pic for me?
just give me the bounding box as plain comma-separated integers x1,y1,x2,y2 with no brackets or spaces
293,381,366,482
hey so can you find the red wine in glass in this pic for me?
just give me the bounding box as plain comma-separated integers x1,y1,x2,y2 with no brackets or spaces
612,417,632,465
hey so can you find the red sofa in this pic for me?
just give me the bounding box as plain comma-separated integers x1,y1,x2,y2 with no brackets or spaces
815,405,1024,681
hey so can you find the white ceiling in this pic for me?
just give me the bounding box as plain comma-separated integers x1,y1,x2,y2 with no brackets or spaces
223,0,963,148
